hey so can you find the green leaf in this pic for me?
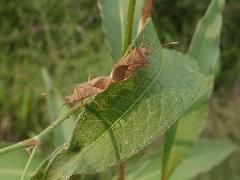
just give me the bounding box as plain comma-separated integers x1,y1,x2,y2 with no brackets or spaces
125,150,162,180
188,0,225,75
98,0,145,61
163,91,211,176
32,20,210,179
165,101,209,175
31,145,65,180
161,121,178,179
169,139,236,180
0,143,42,180
124,139,235,180
161,0,225,176
41,68,75,146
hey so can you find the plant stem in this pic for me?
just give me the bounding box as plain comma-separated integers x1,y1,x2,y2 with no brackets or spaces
20,146,38,180
0,142,25,155
118,1,137,178
119,162,125,180
37,103,80,141
122,0,136,55
0,104,81,155
161,121,179,180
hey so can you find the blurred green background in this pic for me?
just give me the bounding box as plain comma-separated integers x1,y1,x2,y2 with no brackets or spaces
0,0,239,178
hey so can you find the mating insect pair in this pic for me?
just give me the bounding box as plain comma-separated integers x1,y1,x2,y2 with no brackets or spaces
111,47,151,82
64,45,152,106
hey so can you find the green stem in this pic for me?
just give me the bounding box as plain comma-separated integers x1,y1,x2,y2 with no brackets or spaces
0,104,81,155
119,162,125,180
37,103,80,141
0,142,25,155
20,146,38,180
161,121,179,180
122,0,136,55
117,1,137,178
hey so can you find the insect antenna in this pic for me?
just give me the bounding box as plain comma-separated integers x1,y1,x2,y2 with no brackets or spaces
137,38,179,50
88,73,92,82
151,41,179,50
161,41,179,47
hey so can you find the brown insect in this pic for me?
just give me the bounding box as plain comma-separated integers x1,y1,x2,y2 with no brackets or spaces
64,76,112,105
64,45,152,106
111,47,151,82
113,41,177,82
88,76,112,90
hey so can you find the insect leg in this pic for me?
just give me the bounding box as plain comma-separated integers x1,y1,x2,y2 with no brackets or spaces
88,73,92,82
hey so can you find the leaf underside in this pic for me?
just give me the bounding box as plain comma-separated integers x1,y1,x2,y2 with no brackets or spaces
32,20,210,180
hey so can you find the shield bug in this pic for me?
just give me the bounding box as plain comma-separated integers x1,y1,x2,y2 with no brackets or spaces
111,47,151,82
64,76,112,106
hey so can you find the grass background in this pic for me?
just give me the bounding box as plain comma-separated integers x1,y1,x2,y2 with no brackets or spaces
0,0,239,179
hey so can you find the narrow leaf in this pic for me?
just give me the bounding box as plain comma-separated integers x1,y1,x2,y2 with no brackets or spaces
124,139,235,180
188,0,225,75
98,0,145,61
169,139,236,180
162,0,225,175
